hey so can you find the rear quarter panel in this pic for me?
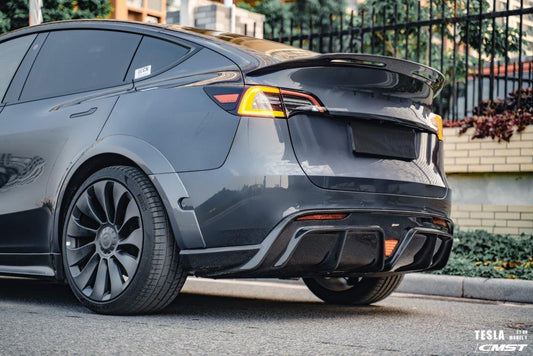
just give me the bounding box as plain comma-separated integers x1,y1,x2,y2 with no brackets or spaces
98,48,243,172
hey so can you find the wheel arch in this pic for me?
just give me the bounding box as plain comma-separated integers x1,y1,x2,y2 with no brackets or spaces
52,135,204,279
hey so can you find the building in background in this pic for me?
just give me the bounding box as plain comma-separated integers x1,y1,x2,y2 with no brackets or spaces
167,0,265,37
109,0,166,24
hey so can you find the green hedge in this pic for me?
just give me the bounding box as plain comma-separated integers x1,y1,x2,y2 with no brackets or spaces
427,230,533,280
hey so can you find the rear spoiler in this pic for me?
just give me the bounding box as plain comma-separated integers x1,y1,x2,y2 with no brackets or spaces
246,53,446,97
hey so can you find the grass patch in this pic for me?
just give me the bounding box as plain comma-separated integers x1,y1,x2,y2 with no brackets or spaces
426,230,533,280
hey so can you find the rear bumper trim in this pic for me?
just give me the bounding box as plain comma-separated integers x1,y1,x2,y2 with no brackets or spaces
181,209,453,278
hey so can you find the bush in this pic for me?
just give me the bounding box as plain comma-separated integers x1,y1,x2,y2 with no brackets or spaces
427,229,533,280
443,88,533,142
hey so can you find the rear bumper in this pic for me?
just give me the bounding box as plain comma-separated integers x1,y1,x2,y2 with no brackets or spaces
181,210,453,278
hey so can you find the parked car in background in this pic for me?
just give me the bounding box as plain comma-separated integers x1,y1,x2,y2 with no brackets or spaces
0,20,452,314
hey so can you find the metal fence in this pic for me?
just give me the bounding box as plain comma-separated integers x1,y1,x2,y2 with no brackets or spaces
264,1,533,121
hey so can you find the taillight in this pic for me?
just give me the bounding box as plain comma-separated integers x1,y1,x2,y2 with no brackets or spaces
296,213,348,221
204,86,243,111
429,113,443,140
279,89,325,115
205,85,325,118
238,86,285,118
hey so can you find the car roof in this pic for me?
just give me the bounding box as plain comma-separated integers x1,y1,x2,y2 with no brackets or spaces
0,20,317,71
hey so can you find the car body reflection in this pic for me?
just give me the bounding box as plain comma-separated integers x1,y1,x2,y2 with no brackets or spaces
0,154,44,191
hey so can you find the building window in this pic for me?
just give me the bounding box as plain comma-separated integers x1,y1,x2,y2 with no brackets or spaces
127,0,143,8
147,0,162,11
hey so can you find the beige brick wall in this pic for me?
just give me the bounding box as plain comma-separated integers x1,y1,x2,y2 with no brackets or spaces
444,126,533,235
443,126,533,173
451,205,533,235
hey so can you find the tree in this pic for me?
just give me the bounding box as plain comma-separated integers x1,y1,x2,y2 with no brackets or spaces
0,0,112,34
237,0,346,38
358,0,522,117
243,0,524,117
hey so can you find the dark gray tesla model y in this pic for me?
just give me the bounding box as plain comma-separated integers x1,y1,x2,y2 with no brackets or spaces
0,20,453,314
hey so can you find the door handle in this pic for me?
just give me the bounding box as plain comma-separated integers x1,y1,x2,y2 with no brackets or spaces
69,107,97,119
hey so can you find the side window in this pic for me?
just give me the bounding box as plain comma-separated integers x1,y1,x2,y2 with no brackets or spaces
126,36,189,81
21,30,141,101
0,34,37,103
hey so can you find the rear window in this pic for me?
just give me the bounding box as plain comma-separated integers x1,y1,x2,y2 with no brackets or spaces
21,30,141,101
125,36,189,81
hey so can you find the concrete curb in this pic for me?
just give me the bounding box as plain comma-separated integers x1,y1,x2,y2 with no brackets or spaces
258,274,533,304
395,273,533,304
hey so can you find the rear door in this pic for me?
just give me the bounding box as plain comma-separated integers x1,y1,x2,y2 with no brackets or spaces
0,29,140,254
0,32,41,252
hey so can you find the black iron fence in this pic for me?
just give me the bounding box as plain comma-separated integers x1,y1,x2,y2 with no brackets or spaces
263,1,533,121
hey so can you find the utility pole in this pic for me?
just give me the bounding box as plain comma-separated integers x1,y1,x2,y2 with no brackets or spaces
29,0,43,26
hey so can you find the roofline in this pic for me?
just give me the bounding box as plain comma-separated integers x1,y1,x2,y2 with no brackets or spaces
0,20,267,71
0,19,176,40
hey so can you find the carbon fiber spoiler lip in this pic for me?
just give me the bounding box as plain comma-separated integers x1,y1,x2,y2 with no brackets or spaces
245,53,446,97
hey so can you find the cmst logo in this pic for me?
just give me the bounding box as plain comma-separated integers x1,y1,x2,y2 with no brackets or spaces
478,344,528,352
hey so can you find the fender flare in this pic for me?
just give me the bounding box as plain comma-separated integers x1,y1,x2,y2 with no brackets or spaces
52,135,206,255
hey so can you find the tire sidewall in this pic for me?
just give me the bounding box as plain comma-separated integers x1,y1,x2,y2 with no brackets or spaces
62,166,160,312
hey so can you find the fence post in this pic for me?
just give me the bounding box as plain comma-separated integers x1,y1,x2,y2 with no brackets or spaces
360,10,365,53
392,3,398,57
319,17,324,52
464,0,470,118
489,0,496,102
308,17,313,51
416,1,421,62
299,20,303,48
349,10,354,53
439,0,445,114
329,13,333,53
429,0,433,67
517,0,524,107
452,0,458,121
504,0,510,101
289,19,293,46
405,3,409,60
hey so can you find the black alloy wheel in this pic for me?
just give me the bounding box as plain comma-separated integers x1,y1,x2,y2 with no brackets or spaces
65,179,143,301
63,166,186,314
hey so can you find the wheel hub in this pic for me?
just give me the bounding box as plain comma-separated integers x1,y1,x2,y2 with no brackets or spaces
65,179,144,301
97,225,118,254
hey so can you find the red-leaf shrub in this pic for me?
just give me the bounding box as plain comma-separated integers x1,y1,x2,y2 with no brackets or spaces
443,88,533,142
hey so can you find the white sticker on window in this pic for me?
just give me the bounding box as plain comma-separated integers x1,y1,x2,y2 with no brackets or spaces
134,65,151,79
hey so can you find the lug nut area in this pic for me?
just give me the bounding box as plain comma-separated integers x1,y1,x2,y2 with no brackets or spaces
97,225,119,255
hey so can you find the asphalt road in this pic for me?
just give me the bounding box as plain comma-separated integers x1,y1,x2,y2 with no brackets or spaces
0,277,531,355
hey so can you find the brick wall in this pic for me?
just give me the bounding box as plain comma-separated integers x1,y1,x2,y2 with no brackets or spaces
450,204,533,235
443,126,533,235
443,126,533,173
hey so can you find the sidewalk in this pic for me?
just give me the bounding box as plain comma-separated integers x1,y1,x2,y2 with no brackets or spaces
265,274,533,304
395,273,533,304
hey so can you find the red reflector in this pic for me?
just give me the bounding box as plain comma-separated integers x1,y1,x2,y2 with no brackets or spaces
432,218,448,229
296,213,348,221
384,239,398,257
213,93,240,103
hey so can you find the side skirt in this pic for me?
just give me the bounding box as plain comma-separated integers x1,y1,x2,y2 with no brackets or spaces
0,253,58,278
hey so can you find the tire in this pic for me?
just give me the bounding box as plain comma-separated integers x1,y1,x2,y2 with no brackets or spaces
62,165,186,314
303,275,404,305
